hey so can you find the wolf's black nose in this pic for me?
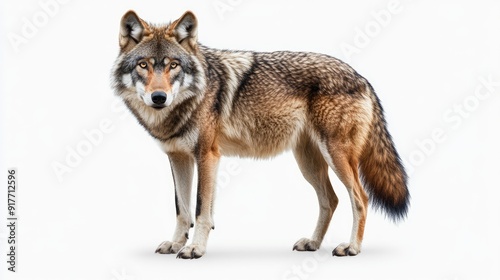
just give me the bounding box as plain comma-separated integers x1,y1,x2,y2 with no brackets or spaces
151,91,167,104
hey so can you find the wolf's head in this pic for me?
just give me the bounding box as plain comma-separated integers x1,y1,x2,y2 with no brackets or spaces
112,11,205,110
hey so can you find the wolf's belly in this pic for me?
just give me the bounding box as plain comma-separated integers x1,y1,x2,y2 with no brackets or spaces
218,109,306,158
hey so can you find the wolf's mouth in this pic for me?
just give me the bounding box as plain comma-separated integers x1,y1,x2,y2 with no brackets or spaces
152,105,166,110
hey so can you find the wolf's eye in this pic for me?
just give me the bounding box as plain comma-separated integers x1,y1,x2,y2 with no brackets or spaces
170,62,178,69
138,62,148,69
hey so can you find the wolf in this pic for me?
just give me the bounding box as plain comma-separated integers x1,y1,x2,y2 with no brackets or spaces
111,10,409,259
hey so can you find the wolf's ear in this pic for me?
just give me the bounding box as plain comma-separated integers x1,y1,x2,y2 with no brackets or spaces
170,11,198,50
119,10,147,52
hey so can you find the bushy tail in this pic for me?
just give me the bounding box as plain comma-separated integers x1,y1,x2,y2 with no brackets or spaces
359,90,410,222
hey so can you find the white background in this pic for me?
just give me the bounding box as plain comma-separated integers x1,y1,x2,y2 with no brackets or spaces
1,0,499,279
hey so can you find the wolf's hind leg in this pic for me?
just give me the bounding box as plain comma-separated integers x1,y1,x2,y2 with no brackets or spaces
156,152,195,254
292,135,338,251
320,144,368,257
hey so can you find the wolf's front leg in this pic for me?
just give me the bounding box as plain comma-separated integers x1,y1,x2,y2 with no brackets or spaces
156,152,195,254
176,148,219,259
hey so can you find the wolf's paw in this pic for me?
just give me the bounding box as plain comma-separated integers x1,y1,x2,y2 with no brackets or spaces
155,241,184,254
176,244,205,259
293,238,320,251
332,243,360,256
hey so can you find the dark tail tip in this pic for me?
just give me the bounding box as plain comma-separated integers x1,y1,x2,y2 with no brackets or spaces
371,191,410,223
365,169,410,223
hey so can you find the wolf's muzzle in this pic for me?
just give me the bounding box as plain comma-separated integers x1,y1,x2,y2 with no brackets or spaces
152,91,167,105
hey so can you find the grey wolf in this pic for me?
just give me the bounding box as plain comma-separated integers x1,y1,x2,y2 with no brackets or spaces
111,10,409,259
